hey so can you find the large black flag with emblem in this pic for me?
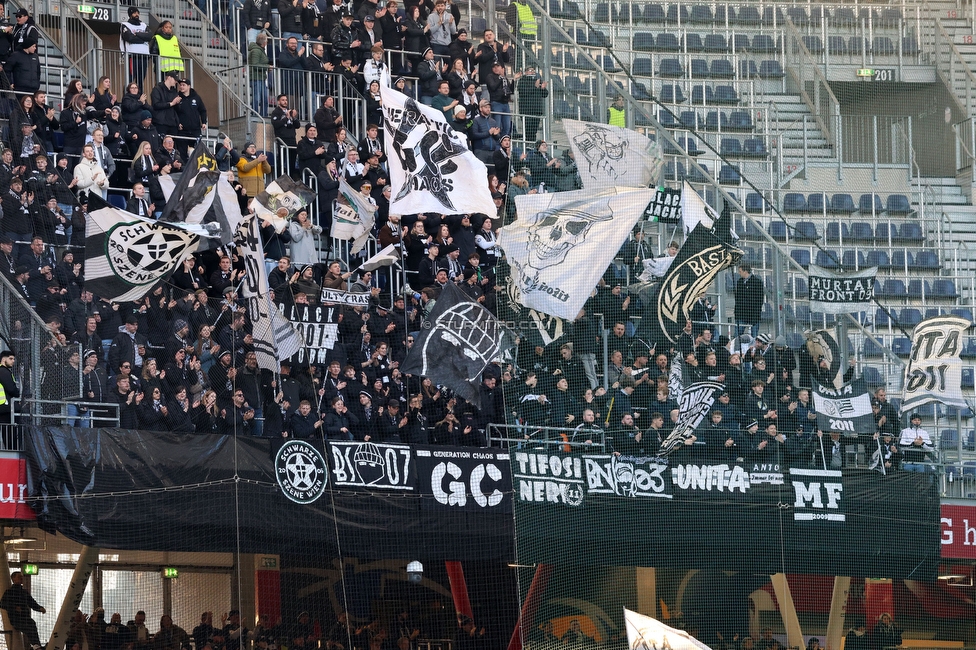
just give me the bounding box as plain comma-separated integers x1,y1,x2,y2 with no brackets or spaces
158,142,242,248
83,194,200,302
647,223,742,345
401,283,508,403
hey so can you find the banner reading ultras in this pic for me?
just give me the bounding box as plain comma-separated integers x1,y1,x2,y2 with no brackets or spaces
511,450,941,578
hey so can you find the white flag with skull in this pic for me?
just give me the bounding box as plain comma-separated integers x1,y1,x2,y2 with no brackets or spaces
498,187,655,320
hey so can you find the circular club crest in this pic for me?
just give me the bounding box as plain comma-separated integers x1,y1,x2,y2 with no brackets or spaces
275,440,328,504
106,221,192,286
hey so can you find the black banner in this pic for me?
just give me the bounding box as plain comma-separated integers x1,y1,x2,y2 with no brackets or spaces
647,223,742,344
643,187,682,224
278,303,340,364
812,379,876,434
23,427,939,577
807,265,877,314
414,446,512,512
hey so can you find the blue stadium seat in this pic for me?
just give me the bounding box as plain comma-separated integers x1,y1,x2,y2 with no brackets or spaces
890,249,909,269
704,34,729,52
880,7,903,24
832,8,856,26
745,193,765,213
863,338,884,357
761,303,776,322
874,309,890,328
658,58,683,77
736,6,761,25
720,138,742,156
899,308,923,327
550,26,572,44
633,32,656,51
807,192,828,213
714,5,733,23
866,250,891,269
791,249,811,267
887,194,912,214
873,222,895,243
963,338,976,359
849,37,869,55
611,3,633,23
783,193,807,213
682,137,703,156
588,29,612,48
691,84,707,104
733,34,750,52
907,279,924,299
825,222,842,243
641,4,665,23
815,249,840,268
742,219,764,239
842,250,866,269
728,110,754,130
964,370,975,389
718,164,741,184
685,58,707,78
664,160,686,181
635,111,656,127
593,2,610,22
657,110,679,128
827,36,848,55
679,110,700,129
659,83,686,103
862,366,884,386
859,193,884,214
704,110,725,130
633,57,654,77
873,37,897,56
932,279,959,298
687,162,710,184
561,52,577,68
758,60,785,78
940,429,960,450
794,221,819,241
564,75,586,94
891,337,912,356
743,138,767,157
666,4,689,23
787,6,810,26
108,194,127,210
710,59,735,78
632,82,653,101
712,85,739,104
849,222,873,241
762,6,785,25
879,279,907,297
751,34,777,53
685,33,705,52
553,99,574,119
952,308,974,323
902,37,920,56
689,5,714,23
793,277,808,299
831,194,857,215
911,250,941,270
768,221,787,240
739,60,759,79
601,55,621,73
896,222,924,242
802,36,824,54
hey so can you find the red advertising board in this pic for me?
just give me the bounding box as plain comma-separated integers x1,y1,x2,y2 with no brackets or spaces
941,504,976,558
0,453,35,520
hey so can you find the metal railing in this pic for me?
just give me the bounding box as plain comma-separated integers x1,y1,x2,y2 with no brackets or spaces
487,423,609,452
10,0,100,87
781,16,841,154
921,17,976,118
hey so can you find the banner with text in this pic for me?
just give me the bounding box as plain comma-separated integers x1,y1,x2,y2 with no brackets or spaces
277,303,341,364
808,265,877,314
414,446,512,512
320,288,373,306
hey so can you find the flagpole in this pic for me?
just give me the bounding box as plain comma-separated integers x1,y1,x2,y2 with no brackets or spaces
818,434,827,471
874,435,887,476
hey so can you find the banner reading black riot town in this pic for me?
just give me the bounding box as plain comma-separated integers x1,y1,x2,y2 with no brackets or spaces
24,427,939,578
278,303,340,365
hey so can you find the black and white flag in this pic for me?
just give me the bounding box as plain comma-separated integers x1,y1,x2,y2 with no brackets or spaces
381,83,495,216
498,187,654,320
563,119,664,189
249,175,315,232
235,216,303,372
158,142,242,248
803,328,847,389
401,283,507,403
901,315,970,413
659,380,724,457
812,379,875,434
625,609,713,650
84,195,200,302
647,223,742,344
808,265,877,314
278,303,341,365
643,186,682,224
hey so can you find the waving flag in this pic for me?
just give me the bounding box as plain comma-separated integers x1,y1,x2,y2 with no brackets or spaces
901,315,970,413
84,195,200,302
563,119,664,189
658,380,724,457
249,175,315,232
625,608,713,650
381,83,495,216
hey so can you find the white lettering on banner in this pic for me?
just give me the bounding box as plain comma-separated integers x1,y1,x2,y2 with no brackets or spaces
790,468,845,522
513,452,585,506
0,483,27,503
329,442,414,490
430,462,506,508
671,464,752,492
584,456,670,499
320,289,372,306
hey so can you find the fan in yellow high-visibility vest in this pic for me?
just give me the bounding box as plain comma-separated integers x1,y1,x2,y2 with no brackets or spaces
0,350,20,427
506,0,538,38
150,20,185,76
607,95,626,127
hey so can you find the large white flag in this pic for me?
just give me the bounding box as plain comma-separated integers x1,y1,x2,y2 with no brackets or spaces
563,119,663,189
624,609,713,650
332,178,377,253
681,181,716,236
901,315,970,413
498,187,654,320
380,83,495,216
235,215,303,372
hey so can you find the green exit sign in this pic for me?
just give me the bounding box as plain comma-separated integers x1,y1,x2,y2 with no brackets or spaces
22,564,38,575
162,567,178,579
856,68,874,77
77,5,95,13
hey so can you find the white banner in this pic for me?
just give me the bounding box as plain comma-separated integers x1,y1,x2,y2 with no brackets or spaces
380,83,496,216
901,315,970,413
624,609,713,650
563,119,664,189
498,187,654,320
320,288,372,306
